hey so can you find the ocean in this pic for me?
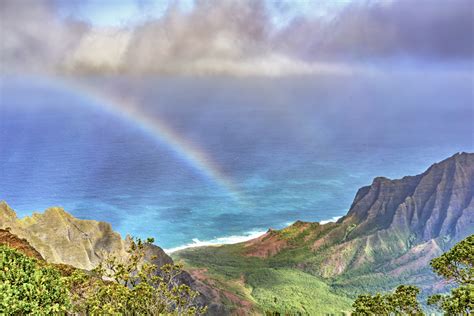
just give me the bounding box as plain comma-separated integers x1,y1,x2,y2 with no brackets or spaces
1,72,472,250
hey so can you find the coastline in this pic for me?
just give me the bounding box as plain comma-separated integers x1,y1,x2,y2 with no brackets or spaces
164,215,343,254
164,230,267,254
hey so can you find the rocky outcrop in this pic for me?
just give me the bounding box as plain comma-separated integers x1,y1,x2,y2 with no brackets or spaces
0,202,173,271
0,202,210,309
316,153,473,276
343,152,474,242
240,152,474,280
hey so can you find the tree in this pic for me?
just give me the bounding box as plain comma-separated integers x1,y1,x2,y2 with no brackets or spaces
352,285,423,315
428,234,473,315
67,237,207,315
352,234,474,315
430,234,473,284
386,285,424,315
0,245,71,314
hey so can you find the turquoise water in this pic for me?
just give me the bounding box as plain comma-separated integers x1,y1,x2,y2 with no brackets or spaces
1,74,472,250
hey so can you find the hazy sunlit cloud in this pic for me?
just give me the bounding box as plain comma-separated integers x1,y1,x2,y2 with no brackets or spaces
1,0,472,77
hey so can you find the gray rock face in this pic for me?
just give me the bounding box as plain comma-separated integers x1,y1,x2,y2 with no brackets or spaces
0,203,210,308
344,152,474,244
255,152,474,279
0,202,173,270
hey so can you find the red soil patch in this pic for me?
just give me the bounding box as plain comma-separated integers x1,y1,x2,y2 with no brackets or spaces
243,230,288,258
189,269,255,316
0,228,44,260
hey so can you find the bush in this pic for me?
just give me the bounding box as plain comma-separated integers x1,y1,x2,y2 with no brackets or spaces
67,238,207,315
0,245,71,314
1,238,206,315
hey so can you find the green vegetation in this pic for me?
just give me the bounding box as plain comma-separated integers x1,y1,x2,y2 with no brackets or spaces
352,285,423,315
175,222,411,314
175,243,353,314
1,239,205,315
430,234,473,284
428,234,473,315
67,237,206,315
177,232,474,315
2,226,472,315
343,223,357,241
247,268,352,315
353,235,474,315
0,245,70,314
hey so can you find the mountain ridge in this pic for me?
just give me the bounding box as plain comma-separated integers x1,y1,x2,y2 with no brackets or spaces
241,152,473,271
174,152,474,314
343,152,473,239
0,202,173,271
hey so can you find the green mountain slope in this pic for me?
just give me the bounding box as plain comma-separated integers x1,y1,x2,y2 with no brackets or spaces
176,242,353,315
175,152,474,315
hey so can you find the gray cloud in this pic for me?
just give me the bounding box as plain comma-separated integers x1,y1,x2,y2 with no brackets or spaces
279,0,473,61
1,0,472,76
0,0,89,73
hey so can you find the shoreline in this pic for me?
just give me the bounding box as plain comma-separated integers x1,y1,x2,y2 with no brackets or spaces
164,215,343,254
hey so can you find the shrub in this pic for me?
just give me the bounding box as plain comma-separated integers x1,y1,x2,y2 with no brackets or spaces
0,245,71,314
68,238,207,315
1,238,206,315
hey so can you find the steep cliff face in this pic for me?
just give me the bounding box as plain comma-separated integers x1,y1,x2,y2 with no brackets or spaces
343,152,474,242
0,202,172,270
240,153,474,279
323,152,474,276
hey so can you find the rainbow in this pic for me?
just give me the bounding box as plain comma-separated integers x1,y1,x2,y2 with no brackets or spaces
47,77,244,203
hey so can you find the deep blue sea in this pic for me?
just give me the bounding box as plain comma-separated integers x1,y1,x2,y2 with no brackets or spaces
1,72,473,251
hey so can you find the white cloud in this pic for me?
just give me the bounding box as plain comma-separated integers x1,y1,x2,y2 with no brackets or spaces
65,28,131,73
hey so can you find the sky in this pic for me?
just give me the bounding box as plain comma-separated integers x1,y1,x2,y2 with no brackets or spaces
56,0,192,27
1,0,472,77
56,0,352,28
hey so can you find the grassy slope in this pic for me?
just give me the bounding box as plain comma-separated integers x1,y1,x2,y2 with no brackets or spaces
174,241,353,314
173,221,431,314
246,268,353,315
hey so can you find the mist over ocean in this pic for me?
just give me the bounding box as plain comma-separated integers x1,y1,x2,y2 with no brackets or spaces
1,71,473,250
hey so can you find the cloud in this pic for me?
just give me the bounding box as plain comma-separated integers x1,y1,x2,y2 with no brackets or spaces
1,0,472,77
279,0,474,61
0,0,89,74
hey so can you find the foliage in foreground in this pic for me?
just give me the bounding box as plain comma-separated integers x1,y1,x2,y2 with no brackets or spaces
0,238,206,315
0,245,70,314
352,285,423,315
68,237,206,315
353,234,474,315
427,234,474,315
